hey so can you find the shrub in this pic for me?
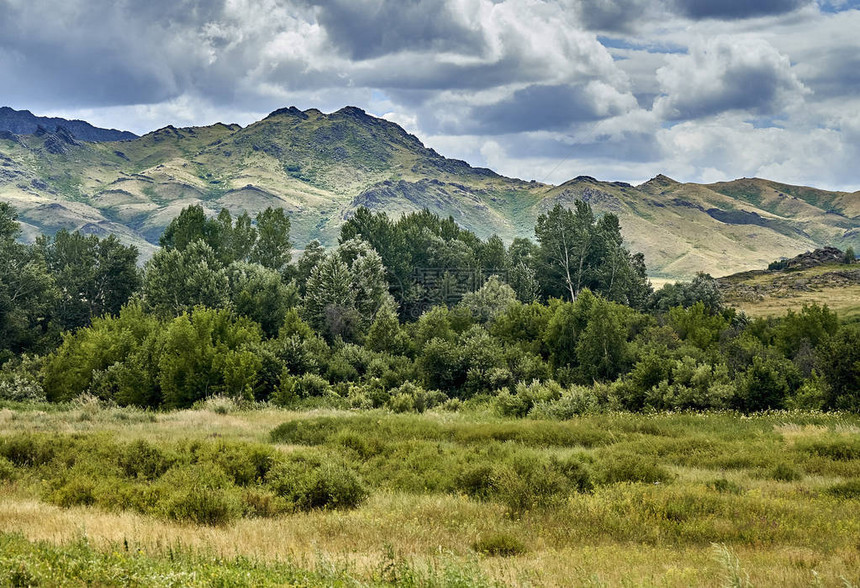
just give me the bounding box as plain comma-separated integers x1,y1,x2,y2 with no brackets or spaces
494,380,563,418
387,393,415,414
798,439,860,461
240,488,289,518
164,486,240,526
0,457,18,482
825,479,860,499
266,456,368,511
455,464,496,500
472,532,527,557
270,418,341,445
199,442,275,486
735,355,801,412
490,451,592,514
707,478,743,494
0,356,45,402
529,385,600,419
0,435,55,467
194,395,241,414
770,463,803,482
159,464,241,526
118,440,172,480
272,372,334,406
385,382,448,413
46,473,98,508
333,431,388,460
551,455,594,493
599,453,673,485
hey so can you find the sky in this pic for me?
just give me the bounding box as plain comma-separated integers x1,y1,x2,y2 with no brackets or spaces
1,0,859,190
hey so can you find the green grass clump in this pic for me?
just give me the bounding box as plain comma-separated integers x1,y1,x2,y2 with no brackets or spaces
825,479,860,499
0,456,16,482
769,462,803,482
798,438,860,461
707,478,743,494
597,452,674,485
0,433,365,526
472,532,527,557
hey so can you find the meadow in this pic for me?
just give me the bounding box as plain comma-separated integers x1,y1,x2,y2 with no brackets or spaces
1,400,859,587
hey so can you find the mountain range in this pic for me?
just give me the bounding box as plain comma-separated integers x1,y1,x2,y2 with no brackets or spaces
0,105,857,278
0,107,138,142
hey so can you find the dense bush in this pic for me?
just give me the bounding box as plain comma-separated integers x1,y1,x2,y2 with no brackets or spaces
0,433,368,526
265,455,368,511
598,452,673,485
3,201,859,415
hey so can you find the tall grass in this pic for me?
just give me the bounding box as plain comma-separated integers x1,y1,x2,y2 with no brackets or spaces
0,408,859,586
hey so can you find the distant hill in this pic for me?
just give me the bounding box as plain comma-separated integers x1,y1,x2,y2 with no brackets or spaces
0,106,138,142
0,105,857,277
718,248,860,321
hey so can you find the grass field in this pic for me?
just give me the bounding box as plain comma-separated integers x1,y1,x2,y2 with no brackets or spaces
732,285,860,322
1,402,859,587
719,264,860,322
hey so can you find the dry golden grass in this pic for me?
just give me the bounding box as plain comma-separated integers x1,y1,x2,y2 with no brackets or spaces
1,491,857,587
0,405,321,443
2,407,859,586
732,285,860,321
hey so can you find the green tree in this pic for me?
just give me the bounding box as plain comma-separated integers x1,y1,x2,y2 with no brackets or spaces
158,307,262,408
303,253,355,340
40,230,140,331
535,202,595,301
774,303,839,359
735,354,800,412
250,207,291,273
648,273,723,314
575,296,629,382
480,234,507,271
303,240,394,342
42,303,161,404
544,290,596,370
232,211,257,263
295,240,326,295
365,306,411,355
143,241,230,316
0,204,56,360
459,275,518,323
535,201,650,307
667,302,728,351
227,262,298,337
817,325,860,411
159,205,212,252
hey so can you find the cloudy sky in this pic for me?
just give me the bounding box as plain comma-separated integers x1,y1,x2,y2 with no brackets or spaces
2,0,859,190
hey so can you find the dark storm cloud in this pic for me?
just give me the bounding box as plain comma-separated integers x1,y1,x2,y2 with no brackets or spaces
464,84,626,134
568,0,811,34
498,129,661,163
305,0,484,60
796,47,860,97
571,0,657,33
672,0,810,19
660,64,798,120
654,37,807,121
0,0,230,107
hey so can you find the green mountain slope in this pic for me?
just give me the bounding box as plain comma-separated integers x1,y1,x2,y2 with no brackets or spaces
0,106,857,278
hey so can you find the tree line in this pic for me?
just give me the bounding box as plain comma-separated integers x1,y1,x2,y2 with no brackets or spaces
1,201,857,413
